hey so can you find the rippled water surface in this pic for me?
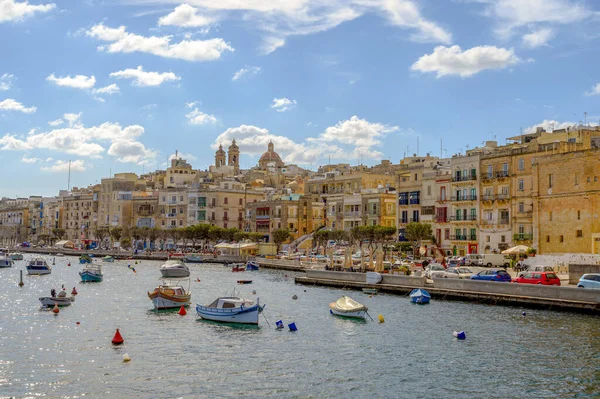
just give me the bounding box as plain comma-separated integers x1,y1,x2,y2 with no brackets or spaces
0,254,598,398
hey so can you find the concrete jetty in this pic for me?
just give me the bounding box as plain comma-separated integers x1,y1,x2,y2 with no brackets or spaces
295,270,600,315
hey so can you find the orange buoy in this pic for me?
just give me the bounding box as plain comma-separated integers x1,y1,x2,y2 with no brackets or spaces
67,263,71,267
52,304,59,314
112,328,124,345
178,305,187,316
196,278,201,282
71,287,78,295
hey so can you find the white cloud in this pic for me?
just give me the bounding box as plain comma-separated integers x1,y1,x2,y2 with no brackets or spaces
158,4,213,27
48,118,64,126
271,97,297,112
21,155,41,164
109,66,180,87
212,115,399,165
524,119,598,134
185,101,199,108
86,23,234,62
92,83,120,95
41,159,87,173
232,66,261,81
260,37,286,55
186,108,217,125
522,28,554,48
46,73,96,89
0,73,14,90
411,45,520,78
0,98,36,113
0,113,156,165
585,83,600,96
0,0,55,23
169,151,196,162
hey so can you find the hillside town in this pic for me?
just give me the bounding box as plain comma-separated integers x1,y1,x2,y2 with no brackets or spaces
2,125,600,256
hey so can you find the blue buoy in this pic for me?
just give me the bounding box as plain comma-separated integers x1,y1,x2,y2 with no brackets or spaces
453,331,466,340
288,322,297,332
275,320,284,329
522,312,526,316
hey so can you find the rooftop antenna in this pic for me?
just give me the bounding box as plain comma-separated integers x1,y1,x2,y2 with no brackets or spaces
584,112,587,126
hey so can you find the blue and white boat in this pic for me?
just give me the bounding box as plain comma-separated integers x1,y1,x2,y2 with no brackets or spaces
184,254,204,263
27,258,51,275
102,255,114,263
196,297,264,325
0,254,13,268
410,289,431,304
245,261,259,271
79,254,92,264
79,264,103,282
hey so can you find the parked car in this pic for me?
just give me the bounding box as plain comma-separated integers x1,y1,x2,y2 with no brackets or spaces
443,267,474,279
513,272,561,286
424,263,446,279
577,273,600,289
470,269,511,282
446,258,460,268
525,265,555,273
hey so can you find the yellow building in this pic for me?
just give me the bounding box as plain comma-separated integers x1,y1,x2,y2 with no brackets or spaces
61,189,97,243
0,200,29,246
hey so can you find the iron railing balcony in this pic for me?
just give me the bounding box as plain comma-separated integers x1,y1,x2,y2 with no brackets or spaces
450,195,477,201
513,233,533,241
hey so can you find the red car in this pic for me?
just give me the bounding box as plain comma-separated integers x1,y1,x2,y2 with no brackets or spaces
513,272,561,286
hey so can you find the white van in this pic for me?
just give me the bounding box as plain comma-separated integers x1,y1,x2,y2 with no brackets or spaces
478,254,509,268
465,254,482,266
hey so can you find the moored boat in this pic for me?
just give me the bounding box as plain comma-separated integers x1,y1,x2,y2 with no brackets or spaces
79,264,103,282
27,258,51,275
329,296,369,319
9,252,24,261
39,295,74,307
410,289,431,304
160,259,190,278
184,254,204,263
148,281,192,309
79,254,92,264
102,255,114,262
237,280,253,284
196,297,264,325
0,254,13,268
231,263,246,272
362,288,378,295
245,261,259,271
55,253,65,257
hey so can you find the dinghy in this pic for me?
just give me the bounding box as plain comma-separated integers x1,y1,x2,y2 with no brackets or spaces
196,296,264,325
366,272,382,284
329,296,369,320
409,288,431,304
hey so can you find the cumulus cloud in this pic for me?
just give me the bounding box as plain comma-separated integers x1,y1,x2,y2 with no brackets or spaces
41,159,87,173
92,83,120,95
232,66,261,81
158,4,213,27
271,97,297,112
46,73,96,89
109,66,180,87
212,115,399,165
21,155,42,163
0,0,55,23
186,108,217,125
0,73,14,90
48,118,64,126
585,83,600,96
411,45,520,78
522,28,554,48
0,98,36,113
86,23,234,62
0,113,156,165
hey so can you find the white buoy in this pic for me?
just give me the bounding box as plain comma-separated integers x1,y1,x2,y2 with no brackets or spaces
123,353,131,362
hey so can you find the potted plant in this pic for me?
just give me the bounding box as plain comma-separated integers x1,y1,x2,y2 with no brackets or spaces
526,247,536,257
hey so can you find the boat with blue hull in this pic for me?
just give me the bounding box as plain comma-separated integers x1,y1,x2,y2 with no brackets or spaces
79,254,92,264
184,255,204,263
245,261,259,271
79,264,103,282
0,255,13,268
102,256,114,263
196,297,264,325
410,289,431,304
27,258,51,275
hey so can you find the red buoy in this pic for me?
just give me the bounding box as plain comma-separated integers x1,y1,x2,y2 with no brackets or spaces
52,304,59,314
76,322,80,325
112,328,124,345
71,287,78,295
178,305,187,316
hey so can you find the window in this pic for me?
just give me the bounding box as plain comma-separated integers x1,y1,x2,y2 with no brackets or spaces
224,197,228,205
427,186,431,196
502,163,508,175
198,210,206,221
518,179,524,191
470,208,476,220
180,196,183,201
224,223,228,228
560,235,564,243
575,174,579,186
470,188,476,199
414,173,418,181
179,208,184,214
576,230,583,238
179,220,183,226
487,165,493,178
548,174,553,188
518,159,524,170
486,235,490,242
549,212,552,221
546,235,550,243
171,196,176,202
518,202,524,213
239,198,243,205
445,229,450,239
577,210,581,220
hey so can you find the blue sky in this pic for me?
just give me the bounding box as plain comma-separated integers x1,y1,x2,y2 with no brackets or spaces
1,0,600,198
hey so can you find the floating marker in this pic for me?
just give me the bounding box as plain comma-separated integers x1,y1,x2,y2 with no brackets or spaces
178,305,187,316
67,263,71,267
292,294,298,300
112,329,124,345
52,304,59,314
135,261,138,265
76,322,80,325
288,322,297,332
303,290,306,292
132,268,136,273
71,287,78,295
127,264,131,268
123,353,131,362
252,290,256,295
196,278,201,282
378,314,385,323
522,312,526,316
453,331,466,340
18,270,24,287
275,320,284,329
53,258,56,265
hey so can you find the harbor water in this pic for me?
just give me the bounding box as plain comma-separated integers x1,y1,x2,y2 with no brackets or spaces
0,254,598,398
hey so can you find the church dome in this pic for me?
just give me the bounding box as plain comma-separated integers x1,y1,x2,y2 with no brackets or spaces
258,141,284,168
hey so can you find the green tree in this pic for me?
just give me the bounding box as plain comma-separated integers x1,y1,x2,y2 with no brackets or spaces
313,229,330,255
233,231,248,242
272,228,291,253
52,228,66,240
208,226,222,244
121,237,131,249
109,227,122,247
404,222,433,257
148,227,160,250
247,232,264,242
94,226,110,249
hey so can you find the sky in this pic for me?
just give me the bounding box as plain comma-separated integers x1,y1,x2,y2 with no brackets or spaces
1,0,600,198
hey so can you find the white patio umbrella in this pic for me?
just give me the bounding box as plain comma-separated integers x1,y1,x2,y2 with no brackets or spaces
501,245,530,255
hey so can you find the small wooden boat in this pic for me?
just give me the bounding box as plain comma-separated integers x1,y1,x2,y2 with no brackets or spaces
102,255,114,262
160,259,190,278
80,264,103,282
237,280,253,284
196,297,264,325
27,258,51,275
410,289,431,304
362,288,378,294
148,281,191,309
55,253,65,257
39,293,74,307
245,261,259,271
329,296,369,319
231,263,246,272
9,252,24,261
79,254,92,264
0,255,13,268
